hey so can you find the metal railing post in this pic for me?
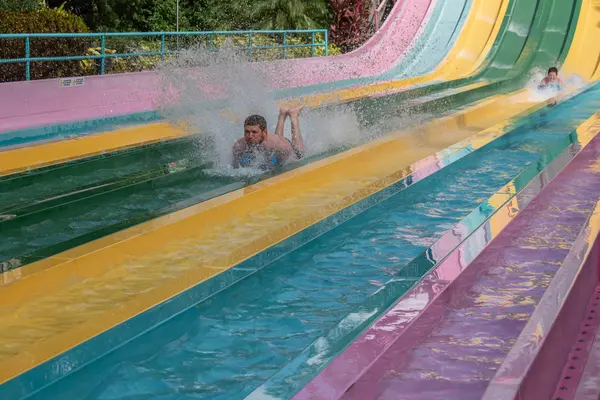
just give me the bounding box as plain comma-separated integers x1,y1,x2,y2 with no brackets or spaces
25,36,30,80
248,32,253,57
160,33,165,61
325,30,329,56
100,34,106,75
209,33,214,50
311,32,315,57
283,31,287,59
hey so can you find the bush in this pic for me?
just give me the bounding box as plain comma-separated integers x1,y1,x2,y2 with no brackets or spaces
0,0,41,12
0,7,91,82
0,6,337,82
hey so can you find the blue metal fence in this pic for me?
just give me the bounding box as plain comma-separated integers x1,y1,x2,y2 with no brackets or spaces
0,30,329,81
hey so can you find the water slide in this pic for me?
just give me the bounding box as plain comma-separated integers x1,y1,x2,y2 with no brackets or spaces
0,0,467,140
1,0,600,398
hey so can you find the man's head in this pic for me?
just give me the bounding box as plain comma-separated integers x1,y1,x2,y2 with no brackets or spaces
244,115,268,145
548,67,559,79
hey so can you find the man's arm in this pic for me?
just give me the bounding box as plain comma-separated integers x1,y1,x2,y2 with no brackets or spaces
289,107,305,158
274,108,288,137
232,140,245,168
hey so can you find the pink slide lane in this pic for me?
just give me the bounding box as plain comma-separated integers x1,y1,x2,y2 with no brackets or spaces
264,0,435,88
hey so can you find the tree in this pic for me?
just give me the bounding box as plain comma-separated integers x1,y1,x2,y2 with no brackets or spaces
186,0,251,31
35,0,338,38
237,0,331,30
46,0,119,31
128,0,190,32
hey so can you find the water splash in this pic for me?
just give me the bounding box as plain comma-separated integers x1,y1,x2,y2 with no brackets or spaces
154,43,277,169
524,67,586,102
151,43,449,180
153,43,367,175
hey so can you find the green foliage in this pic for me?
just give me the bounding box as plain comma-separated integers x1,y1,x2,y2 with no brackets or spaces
237,0,331,30
142,0,187,32
0,0,345,81
0,8,91,82
46,0,191,32
186,0,250,31
0,0,43,12
106,41,162,74
283,33,341,58
47,0,334,33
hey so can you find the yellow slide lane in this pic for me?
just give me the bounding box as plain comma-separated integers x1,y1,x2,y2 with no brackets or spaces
562,0,600,80
0,0,507,174
0,123,185,177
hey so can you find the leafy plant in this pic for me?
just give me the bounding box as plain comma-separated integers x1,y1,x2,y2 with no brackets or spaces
187,0,251,31
329,0,371,52
47,0,335,33
80,46,116,74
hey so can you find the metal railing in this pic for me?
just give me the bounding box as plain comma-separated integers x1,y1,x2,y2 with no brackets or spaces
0,30,329,81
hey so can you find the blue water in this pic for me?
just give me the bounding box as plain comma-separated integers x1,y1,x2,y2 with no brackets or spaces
27,85,600,400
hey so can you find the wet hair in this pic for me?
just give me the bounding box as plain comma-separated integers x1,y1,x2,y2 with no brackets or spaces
548,67,558,75
244,115,267,131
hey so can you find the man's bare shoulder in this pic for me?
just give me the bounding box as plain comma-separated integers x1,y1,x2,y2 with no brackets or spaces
264,134,292,149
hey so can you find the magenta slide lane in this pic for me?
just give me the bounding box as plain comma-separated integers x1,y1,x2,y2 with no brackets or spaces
481,202,600,400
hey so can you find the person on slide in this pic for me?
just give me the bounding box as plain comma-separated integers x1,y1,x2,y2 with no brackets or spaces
538,67,564,106
232,107,305,170
538,67,564,91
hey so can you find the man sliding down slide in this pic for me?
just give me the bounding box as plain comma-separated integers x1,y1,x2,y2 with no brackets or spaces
232,107,305,170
